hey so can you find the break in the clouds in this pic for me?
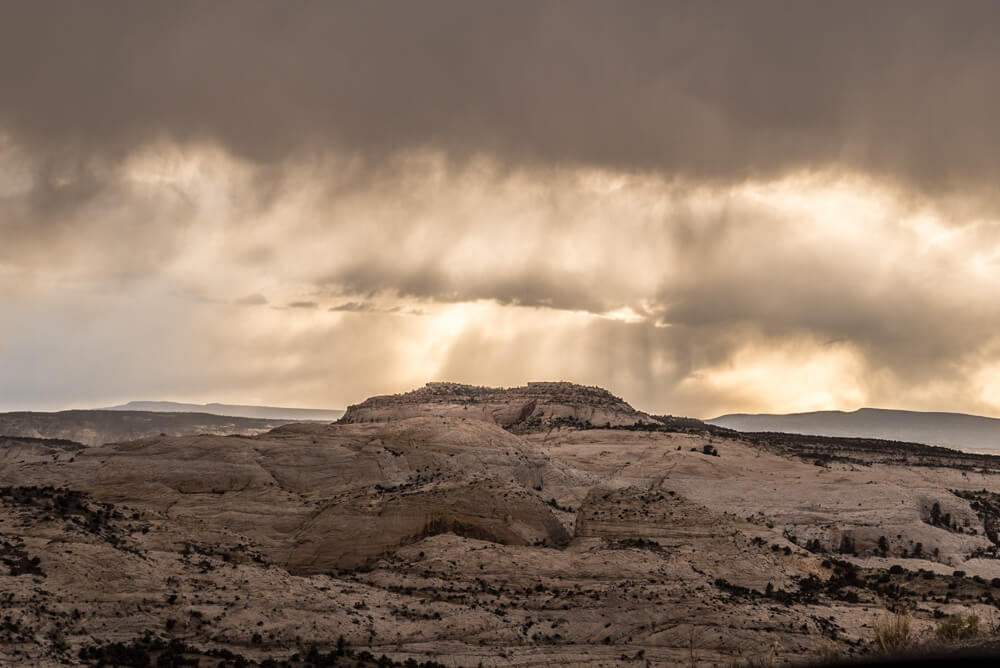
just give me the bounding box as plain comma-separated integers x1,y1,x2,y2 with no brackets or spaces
2,1,1000,417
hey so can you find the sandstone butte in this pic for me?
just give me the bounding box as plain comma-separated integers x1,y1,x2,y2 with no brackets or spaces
4,382,1000,666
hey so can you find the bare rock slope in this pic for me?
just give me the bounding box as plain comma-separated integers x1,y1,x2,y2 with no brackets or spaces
6,383,1000,666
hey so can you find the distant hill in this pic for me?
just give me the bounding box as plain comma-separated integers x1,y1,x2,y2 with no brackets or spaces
0,410,304,447
104,401,344,422
706,407,1000,451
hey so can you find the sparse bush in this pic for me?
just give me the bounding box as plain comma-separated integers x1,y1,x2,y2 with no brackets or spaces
936,613,981,642
872,612,911,652
930,502,943,525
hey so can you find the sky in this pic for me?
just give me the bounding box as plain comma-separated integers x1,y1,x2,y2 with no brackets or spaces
3,1,1000,417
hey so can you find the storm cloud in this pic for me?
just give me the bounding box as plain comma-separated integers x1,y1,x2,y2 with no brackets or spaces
2,1,1000,193
2,1,1000,416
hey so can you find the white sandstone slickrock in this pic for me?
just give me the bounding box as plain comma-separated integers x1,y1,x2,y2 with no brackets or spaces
5,382,1000,666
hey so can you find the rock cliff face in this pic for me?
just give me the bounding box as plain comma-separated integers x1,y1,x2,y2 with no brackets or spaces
340,381,655,432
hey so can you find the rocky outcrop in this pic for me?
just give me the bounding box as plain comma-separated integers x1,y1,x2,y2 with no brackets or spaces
287,479,571,572
9,417,578,572
340,381,656,432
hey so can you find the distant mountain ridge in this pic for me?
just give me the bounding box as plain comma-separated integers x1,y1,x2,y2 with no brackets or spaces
0,410,304,447
707,407,1000,451
104,401,344,421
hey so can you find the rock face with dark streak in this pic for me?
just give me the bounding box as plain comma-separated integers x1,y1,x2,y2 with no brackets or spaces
340,381,655,432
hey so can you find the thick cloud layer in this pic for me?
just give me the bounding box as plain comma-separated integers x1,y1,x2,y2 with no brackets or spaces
3,2,1000,416
2,1,1000,195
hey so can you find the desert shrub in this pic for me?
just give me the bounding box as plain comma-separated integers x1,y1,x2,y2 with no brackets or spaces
813,642,844,663
79,642,151,667
936,613,981,642
872,612,912,652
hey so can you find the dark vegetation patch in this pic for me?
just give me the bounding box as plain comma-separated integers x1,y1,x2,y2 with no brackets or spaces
545,497,575,513
0,435,85,451
924,501,963,533
0,538,44,576
715,558,1000,613
0,485,139,551
179,541,269,568
79,633,449,667
605,537,666,553
953,489,1000,549
714,559,863,606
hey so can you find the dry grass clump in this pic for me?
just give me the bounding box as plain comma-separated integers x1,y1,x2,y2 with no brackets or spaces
872,612,912,652
936,613,981,642
812,642,844,663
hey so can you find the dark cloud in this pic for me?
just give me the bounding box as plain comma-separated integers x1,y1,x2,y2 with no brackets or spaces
325,263,613,314
2,1,1000,198
329,302,374,312
328,301,404,314
286,301,318,309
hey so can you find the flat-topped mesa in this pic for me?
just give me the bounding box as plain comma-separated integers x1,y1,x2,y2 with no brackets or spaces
339,381,656,432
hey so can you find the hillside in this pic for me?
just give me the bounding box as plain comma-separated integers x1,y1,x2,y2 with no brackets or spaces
0,410,301,447
105,401,345,421
708,407,1000,451
5,383,1000,665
